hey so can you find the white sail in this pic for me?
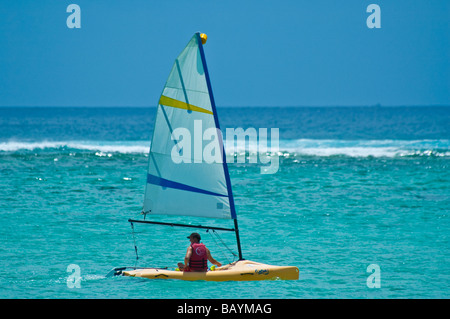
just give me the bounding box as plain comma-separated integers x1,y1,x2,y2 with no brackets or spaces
142,33,234,220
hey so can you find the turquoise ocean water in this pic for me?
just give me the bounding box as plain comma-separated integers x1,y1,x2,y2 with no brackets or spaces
0,106,449,298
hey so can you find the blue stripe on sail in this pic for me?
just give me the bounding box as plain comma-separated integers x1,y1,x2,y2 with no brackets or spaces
147,173,227,198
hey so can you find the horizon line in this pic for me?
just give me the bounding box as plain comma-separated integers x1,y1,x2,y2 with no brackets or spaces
1,104,449,108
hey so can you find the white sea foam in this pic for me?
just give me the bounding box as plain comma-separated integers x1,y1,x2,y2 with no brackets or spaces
0,139,448,158
226,139,450,158
0,141,149,154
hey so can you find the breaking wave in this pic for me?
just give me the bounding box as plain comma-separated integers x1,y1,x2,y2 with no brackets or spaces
0,139,449,158
0,141,149,154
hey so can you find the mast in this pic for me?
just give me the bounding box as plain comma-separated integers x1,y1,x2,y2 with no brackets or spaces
197,32,243,260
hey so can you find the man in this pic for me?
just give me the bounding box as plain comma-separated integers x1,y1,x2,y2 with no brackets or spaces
177,232,222,272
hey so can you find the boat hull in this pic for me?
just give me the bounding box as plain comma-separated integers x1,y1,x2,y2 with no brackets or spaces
122,260,299,282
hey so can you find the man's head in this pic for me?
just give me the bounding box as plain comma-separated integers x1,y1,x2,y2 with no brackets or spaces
187,232,201,243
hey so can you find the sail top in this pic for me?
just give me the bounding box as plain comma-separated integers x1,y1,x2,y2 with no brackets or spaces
143,33,236,220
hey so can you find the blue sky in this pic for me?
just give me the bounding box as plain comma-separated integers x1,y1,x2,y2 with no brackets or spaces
0,0,448,107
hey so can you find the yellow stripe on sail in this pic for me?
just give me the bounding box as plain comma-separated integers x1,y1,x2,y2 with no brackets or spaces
159,95,213,115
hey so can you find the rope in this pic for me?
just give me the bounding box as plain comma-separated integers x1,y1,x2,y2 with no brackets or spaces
207,229,237,264
207,229,229,264
214,230,238,261
129,216,237,268
130,222,139,268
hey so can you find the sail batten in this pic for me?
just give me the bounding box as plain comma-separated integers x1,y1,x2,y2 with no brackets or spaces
175,59,192,112
143,33,234,220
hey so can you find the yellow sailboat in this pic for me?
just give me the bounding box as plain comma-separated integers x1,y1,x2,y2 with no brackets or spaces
109,33,299,281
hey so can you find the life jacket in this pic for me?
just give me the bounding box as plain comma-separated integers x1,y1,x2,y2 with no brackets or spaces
188,243,208,271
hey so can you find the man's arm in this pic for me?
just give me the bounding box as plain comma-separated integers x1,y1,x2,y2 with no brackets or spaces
206,248,222,267
184,246,193,268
